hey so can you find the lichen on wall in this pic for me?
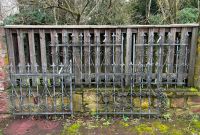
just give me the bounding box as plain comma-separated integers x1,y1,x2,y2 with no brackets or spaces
194,36,200,89
0,28,8,91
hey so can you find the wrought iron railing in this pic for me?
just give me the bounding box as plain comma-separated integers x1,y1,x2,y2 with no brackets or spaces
4,24,199,117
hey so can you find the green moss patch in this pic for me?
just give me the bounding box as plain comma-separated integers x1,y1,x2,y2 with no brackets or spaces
61,122,81,135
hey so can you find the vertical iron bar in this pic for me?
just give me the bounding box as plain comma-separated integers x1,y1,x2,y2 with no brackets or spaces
112,33,116,115
52,63,56,112
130,62,133,116
148,32,154,119
61,64,64,117
88,34,91,86
131,34,136,117
175,38,179,88
104,32,108,118
18,64,23,118
121,34,124,91
96,34,99,119
70,60,73,116
42,65,48,118
10,64,15,115
79,33,83,86
27,63,31,114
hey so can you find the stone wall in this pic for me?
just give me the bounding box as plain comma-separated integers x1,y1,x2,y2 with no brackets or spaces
0,27,9,119
0,27,8,90
71,90,200,115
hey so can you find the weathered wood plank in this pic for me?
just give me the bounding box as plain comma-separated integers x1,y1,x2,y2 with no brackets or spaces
125,28,132,85
72,29,81,84
105,29,112,74
135,29,145,84
84,30,91,84
188,27,198,86
50,30,58,65
167,28,176,83
94,29,101,82
62,29,69,66
157,28,165,85
5,29,16,72
147,28,154,85
5,24,199,29
177,28,189,85
39,29,47,72
115,29,121,73
28,29,36,71
28,29,37,85
17,29,26,72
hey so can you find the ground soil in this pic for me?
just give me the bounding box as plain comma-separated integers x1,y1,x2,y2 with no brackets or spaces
0,115,199,135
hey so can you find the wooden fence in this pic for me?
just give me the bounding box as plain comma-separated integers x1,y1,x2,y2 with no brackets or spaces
4,24,199,87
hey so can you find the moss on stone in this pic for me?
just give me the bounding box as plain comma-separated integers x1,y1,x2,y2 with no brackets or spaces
119,121,129,127
134,124,154,134
190,87,199,92
152,121,169,133
191,120,200,131
61,122,81,135
0,129,2,135
168,129,183,135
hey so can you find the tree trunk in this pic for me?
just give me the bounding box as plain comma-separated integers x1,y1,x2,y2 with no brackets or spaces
147,0,152,24
76,14,81,25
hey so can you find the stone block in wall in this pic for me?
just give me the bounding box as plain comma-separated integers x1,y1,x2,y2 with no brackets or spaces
171,98,185,108
190,105,200,114
83,91,97,112
133,98,149,109
73,94,83,112
153,98,170,109
0,91,9,115
187,96,200,106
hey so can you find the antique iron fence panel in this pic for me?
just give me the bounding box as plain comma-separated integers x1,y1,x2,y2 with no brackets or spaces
5,24,199,116
9,62,73,116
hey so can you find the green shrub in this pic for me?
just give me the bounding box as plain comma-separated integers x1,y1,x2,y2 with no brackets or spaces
148,14,164,24
4,9,54,25
177,8,199,24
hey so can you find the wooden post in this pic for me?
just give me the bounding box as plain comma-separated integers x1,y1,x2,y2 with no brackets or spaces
167,28,176,84
157,28,165,85
17,29,26,72
72,29,81,85
189,27,199,86
135,29,145,84
84,30,91,84
28,29,37,85
125,28,132,85
39,29,47,72
105,29,112,77
50,30,57,65
94,29,101,83
177,28,189,86
62,29,69,66
147,28,154,84
115,29,122,74
5,29,16,72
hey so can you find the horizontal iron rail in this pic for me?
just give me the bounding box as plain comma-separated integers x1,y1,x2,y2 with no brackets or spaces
12,112,73,115
49,43,188,47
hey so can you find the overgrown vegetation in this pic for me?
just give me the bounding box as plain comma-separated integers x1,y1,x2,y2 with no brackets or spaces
59,115,200,135
3,0,200,25
61,122,81,135
0,129,2,135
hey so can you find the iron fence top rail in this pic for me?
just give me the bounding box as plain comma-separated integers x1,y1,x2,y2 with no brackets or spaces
4,24,199,29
